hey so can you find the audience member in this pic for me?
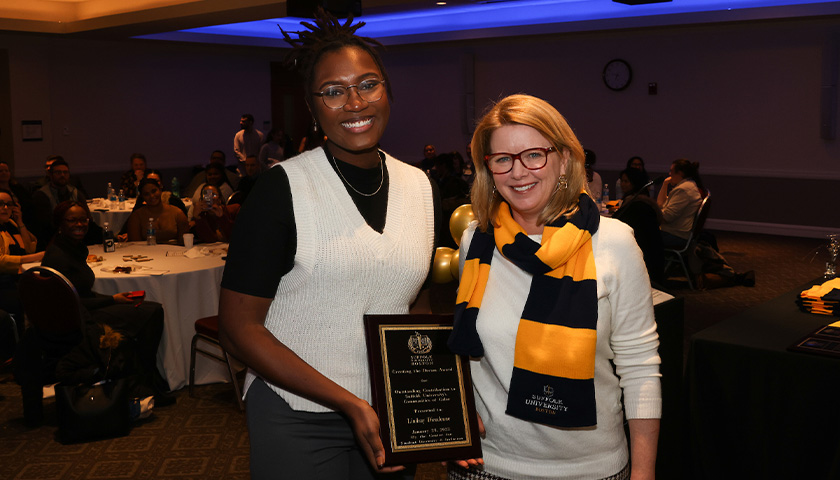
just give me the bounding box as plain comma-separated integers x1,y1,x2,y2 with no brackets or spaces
0,188,44,324
184,150,240,197
259,127,293,167
461,142,475,185
119,153,150,198
616,156,648,199
584,148,603,200
613,168,665,286
130,170,187,216
657,158,704,248
420,143,436,172
31,158,87,250
234,155,262,203
29,155,88,199
188,164,234,219
41,200,170,399
434,152,469,247
125,178,189,244
0,161,33,220
193,184,240,243
234,113,265,163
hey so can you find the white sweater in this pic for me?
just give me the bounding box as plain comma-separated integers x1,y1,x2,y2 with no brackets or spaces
460,217,661,480
243,148,436,412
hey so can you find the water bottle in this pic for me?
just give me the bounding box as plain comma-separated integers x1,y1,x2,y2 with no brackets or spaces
146,218,156,246
602,183,610,206
108,182,117,203
103,222,116,252
171,177,180,199
118,189,126,210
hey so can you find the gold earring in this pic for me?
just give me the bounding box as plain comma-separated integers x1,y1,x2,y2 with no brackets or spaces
558,175,568,190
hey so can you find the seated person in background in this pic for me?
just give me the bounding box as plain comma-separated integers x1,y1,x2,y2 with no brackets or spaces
0,161,33,222
188,164,233,219
234,155,262,203
126,178,189,245
259,127,293,167
657,158,704,248
0,189,44,325
28,155,88,199
193,185,240,243
613,168,665,286
31,157,86,250
434,153,469,248
184,150,240,198
41,200,170,398
584,148,602,199
130,170,187,216
616,156,647,200
119,153,149,198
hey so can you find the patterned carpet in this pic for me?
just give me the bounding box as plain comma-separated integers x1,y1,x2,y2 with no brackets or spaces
0,230,830,480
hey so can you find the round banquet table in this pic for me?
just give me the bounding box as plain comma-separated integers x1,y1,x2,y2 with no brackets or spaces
90,241,229,390
89,198,135,232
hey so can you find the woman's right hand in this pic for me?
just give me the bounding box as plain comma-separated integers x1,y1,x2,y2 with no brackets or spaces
113,292,134,304
343,397,406,474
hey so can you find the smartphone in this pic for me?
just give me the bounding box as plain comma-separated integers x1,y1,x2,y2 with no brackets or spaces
126,290,146,301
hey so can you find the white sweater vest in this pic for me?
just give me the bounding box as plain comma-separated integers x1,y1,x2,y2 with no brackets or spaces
244,148,436,412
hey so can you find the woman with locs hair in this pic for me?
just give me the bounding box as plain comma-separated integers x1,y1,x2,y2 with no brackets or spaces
447,94,661,480
218,8,439,480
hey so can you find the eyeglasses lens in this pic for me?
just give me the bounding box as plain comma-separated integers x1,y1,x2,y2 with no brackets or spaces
0,201,13,208
487,148,550,174
320,80,385,109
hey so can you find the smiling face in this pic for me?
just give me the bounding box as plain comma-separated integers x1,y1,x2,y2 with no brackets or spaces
311,46,390,167
141,182,162,207
61,205,90,242
490,124,567,233
205,167,224,186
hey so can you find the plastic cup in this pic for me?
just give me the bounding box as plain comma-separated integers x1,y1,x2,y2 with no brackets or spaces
183,233,194,249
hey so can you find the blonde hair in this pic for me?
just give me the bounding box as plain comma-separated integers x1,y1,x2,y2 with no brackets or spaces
470,94,586,232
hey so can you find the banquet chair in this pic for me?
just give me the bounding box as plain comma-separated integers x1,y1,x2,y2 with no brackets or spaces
189,315,244,410
226,191,245,206
663,191,711,290
15,267,85,426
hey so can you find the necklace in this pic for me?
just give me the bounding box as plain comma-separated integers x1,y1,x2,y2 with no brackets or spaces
328,150,384,197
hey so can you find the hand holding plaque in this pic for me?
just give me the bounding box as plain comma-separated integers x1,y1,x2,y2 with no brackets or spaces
364,314,482,466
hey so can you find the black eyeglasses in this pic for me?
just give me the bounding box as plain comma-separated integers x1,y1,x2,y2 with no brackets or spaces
0,201,15,208
485,147,556,175
313,79,386,109
64,217,90,225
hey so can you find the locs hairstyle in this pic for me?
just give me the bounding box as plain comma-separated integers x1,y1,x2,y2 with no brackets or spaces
280,8,393,106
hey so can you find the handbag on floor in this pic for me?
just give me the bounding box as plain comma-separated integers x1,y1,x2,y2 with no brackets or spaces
55,377,131,444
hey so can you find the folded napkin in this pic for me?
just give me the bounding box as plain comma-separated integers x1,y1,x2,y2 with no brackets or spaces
798,278,840,316
184,247,206,259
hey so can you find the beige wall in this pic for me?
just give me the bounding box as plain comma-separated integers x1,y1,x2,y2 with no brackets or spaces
1,15,838,235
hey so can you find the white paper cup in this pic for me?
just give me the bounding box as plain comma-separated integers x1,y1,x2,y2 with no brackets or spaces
183,233,194,249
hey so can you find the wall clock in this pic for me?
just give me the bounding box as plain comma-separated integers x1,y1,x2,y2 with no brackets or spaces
603,59,632,91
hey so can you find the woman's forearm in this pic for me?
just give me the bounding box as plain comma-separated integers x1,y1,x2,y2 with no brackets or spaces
628,418,659,480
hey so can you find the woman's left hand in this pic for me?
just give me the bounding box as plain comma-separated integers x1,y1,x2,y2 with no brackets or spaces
11,205,22,224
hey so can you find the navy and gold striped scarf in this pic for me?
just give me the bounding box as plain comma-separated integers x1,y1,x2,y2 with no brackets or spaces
449,193,600,427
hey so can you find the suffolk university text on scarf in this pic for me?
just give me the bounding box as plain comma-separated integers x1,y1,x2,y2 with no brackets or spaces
449,193,600,427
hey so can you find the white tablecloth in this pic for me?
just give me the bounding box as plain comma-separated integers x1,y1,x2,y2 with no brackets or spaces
89,199,135,232
90,241,228,390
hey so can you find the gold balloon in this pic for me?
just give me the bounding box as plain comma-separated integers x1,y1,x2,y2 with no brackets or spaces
449,204,476,246
432,247,456,284
449,249,460,280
